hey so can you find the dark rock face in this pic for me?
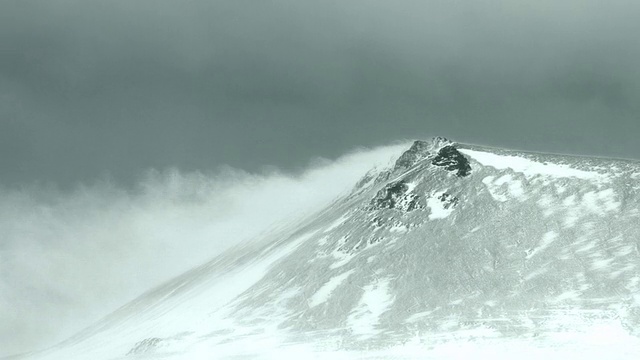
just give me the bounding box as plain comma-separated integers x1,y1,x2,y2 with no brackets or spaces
438,192,459,209
431,145,472,177
393,137,452,171
370,181,420,211
393,140,432,170
371,181,408,209
372,137,454,186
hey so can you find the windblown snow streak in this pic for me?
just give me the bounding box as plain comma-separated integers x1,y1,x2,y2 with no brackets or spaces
11,137,640,359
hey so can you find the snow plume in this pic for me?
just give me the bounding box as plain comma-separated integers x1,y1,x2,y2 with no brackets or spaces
0,143,408,357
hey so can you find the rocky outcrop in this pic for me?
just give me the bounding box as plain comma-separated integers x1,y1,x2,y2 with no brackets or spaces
437,192,459,209
393,137,451,171
431,145,471,177
370,181,420,211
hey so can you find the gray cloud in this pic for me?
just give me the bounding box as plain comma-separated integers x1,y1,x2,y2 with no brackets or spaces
1,0,639,187
0,143,409,356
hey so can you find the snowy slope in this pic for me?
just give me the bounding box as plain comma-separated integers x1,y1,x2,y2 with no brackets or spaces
11,137,640,359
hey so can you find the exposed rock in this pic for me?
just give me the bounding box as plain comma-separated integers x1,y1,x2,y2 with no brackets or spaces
438,192,459,209
431,145,472,177
393,141,431,170
370,181,421,211
393,137,451,171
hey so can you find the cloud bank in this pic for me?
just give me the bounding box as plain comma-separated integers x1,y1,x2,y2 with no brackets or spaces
0,142,408,357
1,0,640,186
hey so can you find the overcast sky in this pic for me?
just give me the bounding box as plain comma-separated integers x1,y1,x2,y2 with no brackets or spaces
1,0,639,188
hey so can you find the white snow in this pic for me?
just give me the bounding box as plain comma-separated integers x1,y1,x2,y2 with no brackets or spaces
389,224,409,233
330,241,355,269
323,214,350,233
526,231,558,259
550,289,583,303
347,278,395,339
405,309,438,323
404,181,418,193
590,257,615,271
627,276,640,291
426,191,455,220
581,189,621,214
562,194,577,207
494,174,525,198
482,176,508,202
459,149,609,181
308,270,355,308
157,316,640,360
545,189,621,228
318,236,329,246
575,240,598,254
482,175,525,202
523,267,549,281
614,244,635,257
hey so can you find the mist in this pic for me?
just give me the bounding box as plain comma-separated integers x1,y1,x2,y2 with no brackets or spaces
0,142,407,357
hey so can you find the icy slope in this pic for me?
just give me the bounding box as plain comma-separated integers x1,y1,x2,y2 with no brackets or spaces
13,138,640,359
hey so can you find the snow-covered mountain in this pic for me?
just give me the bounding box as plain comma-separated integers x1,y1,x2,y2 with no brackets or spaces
12,138,640,359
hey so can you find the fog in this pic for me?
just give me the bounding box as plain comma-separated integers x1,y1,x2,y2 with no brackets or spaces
0,142,407,357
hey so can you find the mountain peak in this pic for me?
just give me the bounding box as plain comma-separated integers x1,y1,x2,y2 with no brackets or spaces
393,137,453,170
431,144,472,177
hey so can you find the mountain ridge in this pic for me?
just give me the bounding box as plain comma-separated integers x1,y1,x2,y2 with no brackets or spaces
12,137,640,359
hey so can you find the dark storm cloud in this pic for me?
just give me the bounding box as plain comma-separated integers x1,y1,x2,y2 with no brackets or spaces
2,0,640,186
